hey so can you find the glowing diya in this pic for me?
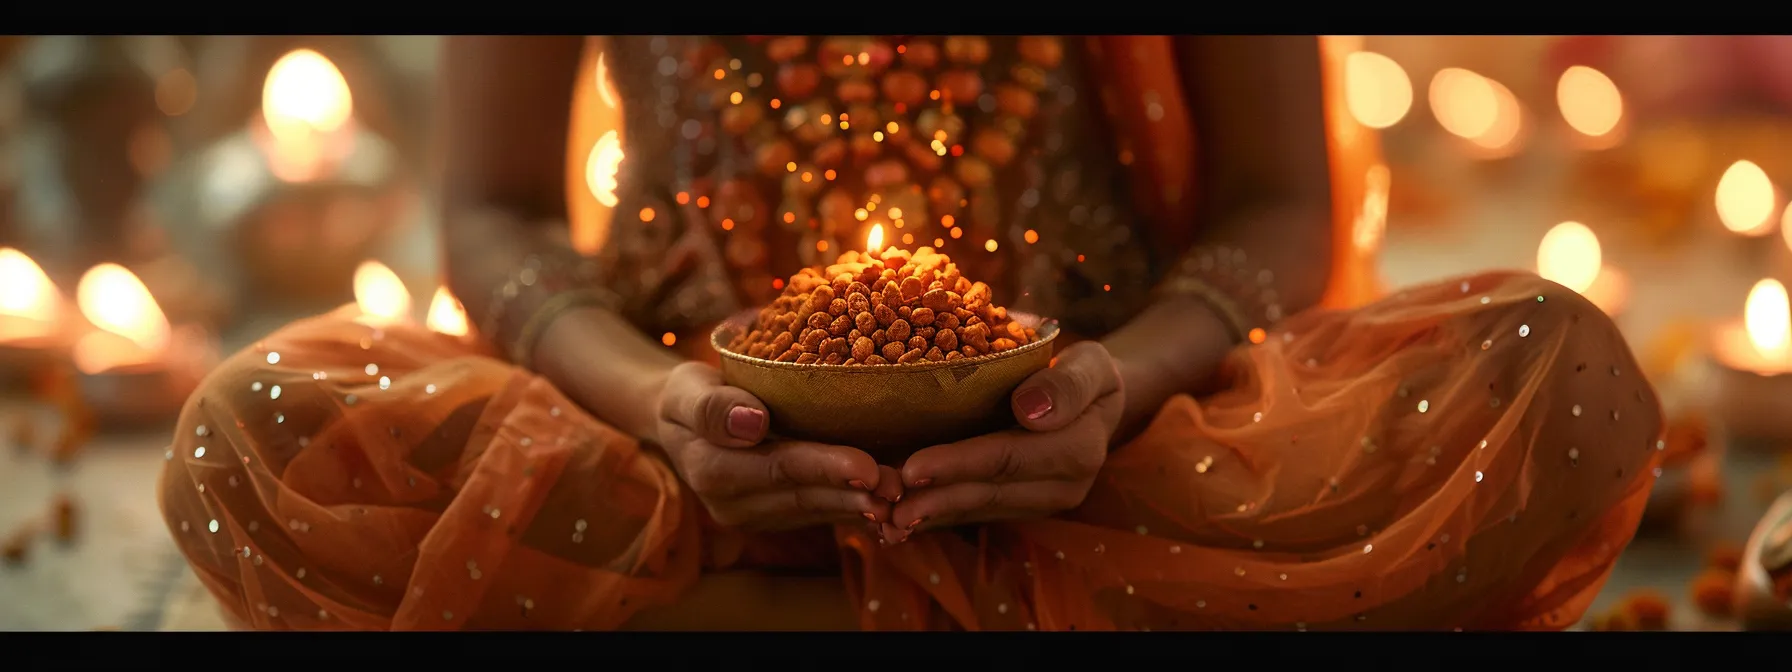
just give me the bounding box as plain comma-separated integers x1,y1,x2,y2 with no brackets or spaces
69,263,215,427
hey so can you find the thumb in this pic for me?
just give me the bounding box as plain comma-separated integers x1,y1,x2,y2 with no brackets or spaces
1011,341,1119,433
664,363,770,448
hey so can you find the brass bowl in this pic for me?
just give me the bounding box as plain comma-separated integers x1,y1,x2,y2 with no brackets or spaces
712,312,1059,464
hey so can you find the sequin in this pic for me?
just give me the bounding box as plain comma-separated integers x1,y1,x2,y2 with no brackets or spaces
344,394,357,406
929,572,941,585
1169,545,1182,554
365,363,380,376
275,413,285,424
995,603,1007,614
1571,404,1582,417
164,449,173,460
179,521,189,532
1460,281,1470,293
1655,439,1666,451
550,406,561,417
270,385,282,400
296,568,307,579
1518,324,1531,337
1481,339,1492,350
869,599,882,613
208,519,219,533
373,574,383,585
520,437,533,447
1363,544,1374,553
1252,412,1263,423
193,446,206,458
1417,400,1429,413
251,382,263,392
1252,539,1264,549
379,376,391,390
575,519,588,532
195,425,208,437
426,384,438,395
1480,296,1491,304
1474,471,1484,483
1568,448,1580,465
266,352,281,364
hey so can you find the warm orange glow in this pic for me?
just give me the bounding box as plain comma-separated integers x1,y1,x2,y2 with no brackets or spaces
1557,66,1623,139
866,224,886,253
1745,278,1791,360
1351,164,1391,252
259,49,354,183
155,68,197,117
1537,221,1603,294
425,287,470,337
72,264,172,374
595,52,618,109
1247,327,1267,344
1717,160,1777,236
1431,68,1523,153
1344,51,1412,129
584,129,624,208
661,332,677,347
353,261,413,325
0,248,63,340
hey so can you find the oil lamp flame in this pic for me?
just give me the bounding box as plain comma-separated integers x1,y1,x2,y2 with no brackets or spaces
72,264,172,374
1537,221,1602,294
0,247,62,339
867,224,886,254
263,49,353,142
426,286,470,337
1745,278,1791,360
1717,160,1776,236
353,261,412,325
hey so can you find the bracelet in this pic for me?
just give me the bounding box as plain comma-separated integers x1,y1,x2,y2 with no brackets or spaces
1154,245,1284,344
479,248,615,367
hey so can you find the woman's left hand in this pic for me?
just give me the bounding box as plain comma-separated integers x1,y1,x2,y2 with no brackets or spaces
884,341,1125,543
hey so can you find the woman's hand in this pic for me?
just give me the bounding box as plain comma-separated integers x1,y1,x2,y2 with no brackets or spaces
884,342,1124,543
656,362,900,532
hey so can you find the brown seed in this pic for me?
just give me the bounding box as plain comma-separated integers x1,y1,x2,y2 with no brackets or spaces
872,278,891,294
777,349,801,362
946,291,964,310
990,305,1007,321
772,331,796,353
843,358,858,366
847,292,870,314
828,298,848,316
898,306,912,321
748,343,769,359
872,329,888,348
954,276,972,294
810,285,835,311
961,345,979,358
925,347,945,362
937,312,960,330
829,313,853,336
806,312,831,330
954,307,976,323
832,273,854,295
855,311,877,333
823,352,844,365
907,336,928,351
846,281,870,297
853,337,875,361
898,348,925,364
911,307,935,326
798,329,824,349
936,329,959,351
899,276,926,304
965,282,991,308
826,337,851,358
945,351,962,360
992,337,1017,352
1005,321,1027,341
888,319,912,341
866,355,890,365
882,341,906,360
874,304,897,327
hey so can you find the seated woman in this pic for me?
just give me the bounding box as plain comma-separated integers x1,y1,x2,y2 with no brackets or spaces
156,35,1665,631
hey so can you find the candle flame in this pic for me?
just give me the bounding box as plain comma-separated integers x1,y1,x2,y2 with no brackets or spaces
0,247,62,339
595,51,618,110
1717,160,1777,236
425,286,470,337
1431,68,1522,154
1556,66,1623,139
353,261,412,325
867,223,886,253
584,129,624,209
1537,221,1603,294
262,49,353,143
1344,51,1411,130
1745,278,1791,360
72,264,171,374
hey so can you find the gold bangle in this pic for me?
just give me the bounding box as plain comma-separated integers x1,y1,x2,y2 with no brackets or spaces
508,288,619,367
1156,276,1253,343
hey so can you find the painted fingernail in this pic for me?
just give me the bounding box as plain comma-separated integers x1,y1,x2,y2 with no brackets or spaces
906,517,926,531
848,479,871,491
1017,387,1054,420
912,478,932,488
862,512,878,522
892,493,903,504
726,406,766,440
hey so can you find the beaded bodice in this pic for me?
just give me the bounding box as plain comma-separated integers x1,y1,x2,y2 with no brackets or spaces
589,36,1167,340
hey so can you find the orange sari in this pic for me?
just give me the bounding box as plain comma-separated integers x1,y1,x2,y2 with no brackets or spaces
156,37,1663,631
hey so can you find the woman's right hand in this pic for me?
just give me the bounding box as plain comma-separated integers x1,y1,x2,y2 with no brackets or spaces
655,361,899,532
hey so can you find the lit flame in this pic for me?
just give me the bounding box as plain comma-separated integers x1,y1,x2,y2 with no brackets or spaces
1344,51,1412,129
1717,160,1777,236
584,129,624,208
72,264,171,374
1352,164,1391,251
1556,66,1623,139
0,247,62,339
1745,278,1791,360
1537,221,1603,294
262,49,353,143
1431,68,1523,153
353,260,412,325
425,286,470,337
595,51,618,110
866,223,886,253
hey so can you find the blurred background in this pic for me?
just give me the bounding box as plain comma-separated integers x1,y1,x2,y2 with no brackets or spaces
1,34,1789,631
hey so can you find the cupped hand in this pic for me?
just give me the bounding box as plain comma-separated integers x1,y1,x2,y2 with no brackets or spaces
657,362,901,532
883,341,1124,543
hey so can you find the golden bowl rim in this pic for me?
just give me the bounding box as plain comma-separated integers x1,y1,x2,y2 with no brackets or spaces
710,311,1061,373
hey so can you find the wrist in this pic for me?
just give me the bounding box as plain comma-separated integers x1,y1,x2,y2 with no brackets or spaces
535,306,684,442
1104,296,1235,443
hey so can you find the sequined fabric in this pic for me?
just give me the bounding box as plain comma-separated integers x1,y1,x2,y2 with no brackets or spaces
593,36,1155,340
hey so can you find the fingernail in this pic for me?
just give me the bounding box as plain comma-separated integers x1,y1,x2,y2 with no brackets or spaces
726,406,766,440
848,479,871,491
862,512,878,522
906,517,925,531
912,478,932,488
891,493,903,504
1017,387,1054,420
